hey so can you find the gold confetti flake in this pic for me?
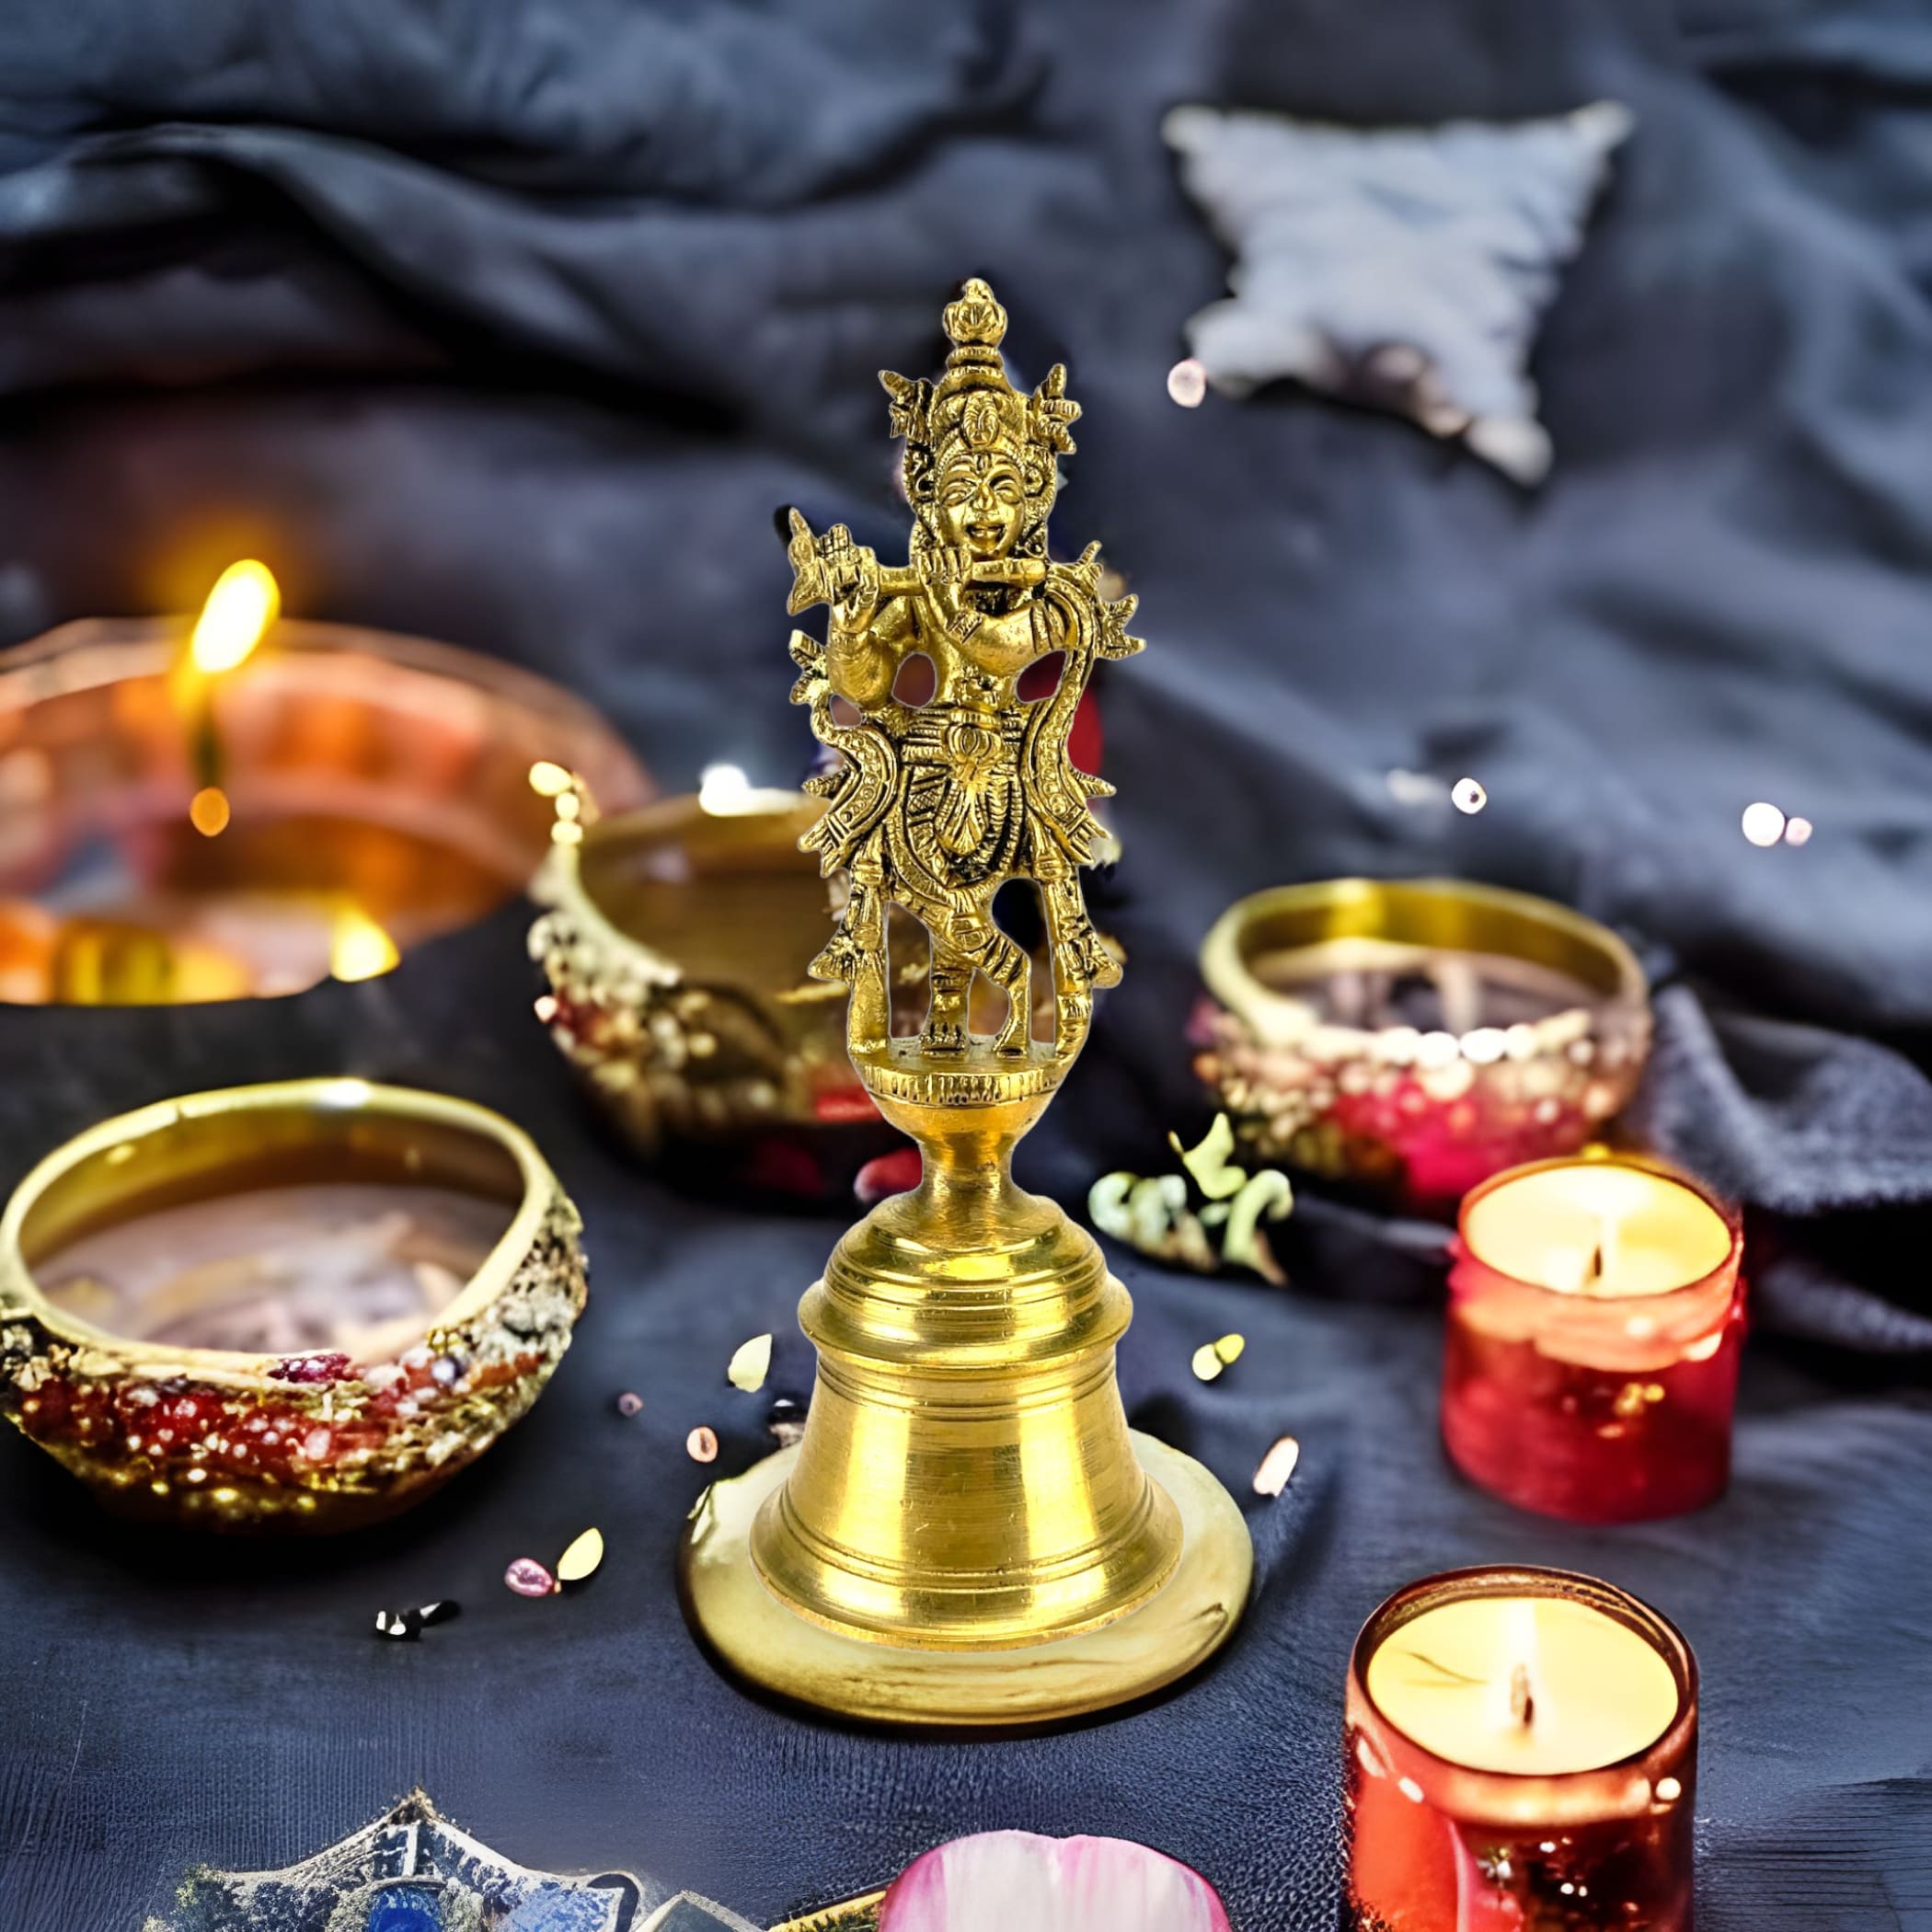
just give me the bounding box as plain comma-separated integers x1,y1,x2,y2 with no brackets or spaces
556,1526,604,1584
727,1333,773,1393
1190,1343,1224,1383
686,1425,719,1463
1213,1332,1246,1365
1252,1434,1300,1496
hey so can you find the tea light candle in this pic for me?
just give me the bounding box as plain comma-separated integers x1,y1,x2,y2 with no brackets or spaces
1443,1157,1744,1522
1347,1567,1697,1931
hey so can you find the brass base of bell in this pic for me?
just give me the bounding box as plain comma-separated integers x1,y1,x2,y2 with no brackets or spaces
679,1042,1252,1722
681,1434,1251,1726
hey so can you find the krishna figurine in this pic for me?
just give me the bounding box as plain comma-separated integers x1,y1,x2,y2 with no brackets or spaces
782,276,1135,1068
680,280,1251,1727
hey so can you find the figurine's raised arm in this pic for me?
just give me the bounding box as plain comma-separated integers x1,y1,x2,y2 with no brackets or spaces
783,507,916,711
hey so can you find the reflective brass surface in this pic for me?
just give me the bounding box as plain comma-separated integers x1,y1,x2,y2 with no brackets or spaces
753,1066,1183,1649
681,280,1250,1719
684,1434,1250,1726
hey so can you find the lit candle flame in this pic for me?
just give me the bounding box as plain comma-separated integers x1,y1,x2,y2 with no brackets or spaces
329,906,400,983
190,559,280,674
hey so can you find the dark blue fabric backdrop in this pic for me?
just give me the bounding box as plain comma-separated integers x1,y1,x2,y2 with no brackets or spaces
0,2,1928,1927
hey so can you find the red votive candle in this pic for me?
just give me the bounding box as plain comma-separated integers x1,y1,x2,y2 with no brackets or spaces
1346,1566,1697,1931
1442,1156,1743,1523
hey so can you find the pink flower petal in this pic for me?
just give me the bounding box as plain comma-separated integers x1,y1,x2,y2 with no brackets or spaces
880,1830,1231,1932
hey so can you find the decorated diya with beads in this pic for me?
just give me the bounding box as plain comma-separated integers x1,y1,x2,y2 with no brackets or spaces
0,1080,584,1531
1195,877,1651,1212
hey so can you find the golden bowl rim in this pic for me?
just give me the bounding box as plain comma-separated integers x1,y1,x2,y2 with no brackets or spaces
0,1077,561,1384
535,786,840,1003
0,615,648,771
1199,876,1649,1051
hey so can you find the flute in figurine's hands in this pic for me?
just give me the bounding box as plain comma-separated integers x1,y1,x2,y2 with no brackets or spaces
784,505,1044,617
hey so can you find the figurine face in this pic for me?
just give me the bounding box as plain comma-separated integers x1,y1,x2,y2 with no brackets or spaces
934,449,1027,559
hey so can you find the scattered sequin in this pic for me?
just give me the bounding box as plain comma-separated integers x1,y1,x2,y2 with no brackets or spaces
1784,815,1813,847
1742,800,1786,846
503,1558,558,1598
1451,776,1488,814
686,1425,719,1463
1167,357,1208,408
556,1527,604,1585
615,1390,643,1418
1213,1333,1246,1365
768,1396,806,1448
1252,1435,1301,1496
1191,1343,1224,1383
727,1333,773,1393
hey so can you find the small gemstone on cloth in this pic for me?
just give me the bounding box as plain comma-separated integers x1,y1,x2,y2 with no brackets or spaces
364,1889,443,1932
503,1558,557,1598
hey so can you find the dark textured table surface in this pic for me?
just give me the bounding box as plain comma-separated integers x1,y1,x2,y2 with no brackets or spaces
2,2,1930,1926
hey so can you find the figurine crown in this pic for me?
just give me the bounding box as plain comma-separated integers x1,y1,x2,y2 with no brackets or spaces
880,277,1080,518
944,278,1008,351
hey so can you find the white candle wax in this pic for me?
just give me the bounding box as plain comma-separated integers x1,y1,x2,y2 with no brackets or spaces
1462,1161,1731,1300
1365,1593,1680,1776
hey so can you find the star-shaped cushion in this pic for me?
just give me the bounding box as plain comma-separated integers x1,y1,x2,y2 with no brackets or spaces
1165,99,1633,483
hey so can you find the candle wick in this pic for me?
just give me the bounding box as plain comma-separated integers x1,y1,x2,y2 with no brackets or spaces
1582,1242,1604,1292
1510,1662,1535,1729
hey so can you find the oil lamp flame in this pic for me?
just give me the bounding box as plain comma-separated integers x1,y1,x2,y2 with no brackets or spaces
190,559,280,674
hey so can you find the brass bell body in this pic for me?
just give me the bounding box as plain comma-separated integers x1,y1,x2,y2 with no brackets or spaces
750,1079,1183,1649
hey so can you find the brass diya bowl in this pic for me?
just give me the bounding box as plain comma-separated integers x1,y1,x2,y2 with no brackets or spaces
0,615,649,1004
0,1079,585,1531
1196,878,1650,1213
530,787,1095,1199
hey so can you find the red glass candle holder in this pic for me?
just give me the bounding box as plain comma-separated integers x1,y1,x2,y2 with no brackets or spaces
1346,1566,1698,1932
1443,1158,1744,1524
